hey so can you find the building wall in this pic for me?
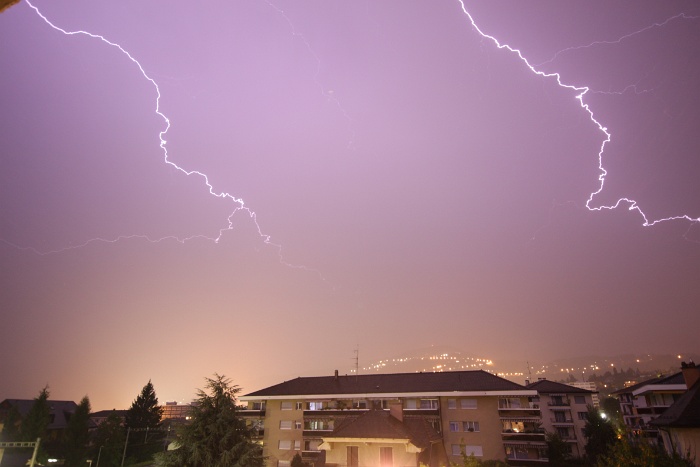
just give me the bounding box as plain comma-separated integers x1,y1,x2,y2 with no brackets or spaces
660,427,700,467
323,441,417,467
537,391,593,457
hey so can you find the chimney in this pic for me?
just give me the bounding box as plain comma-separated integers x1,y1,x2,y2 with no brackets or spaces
389,402,403,422
334,369,339,380
681,361,700,389
525,379,530,386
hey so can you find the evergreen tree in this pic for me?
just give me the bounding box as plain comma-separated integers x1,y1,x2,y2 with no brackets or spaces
155,374,264,467
583,405,617,465
19,386,51,464
63,395,91,467
90,411,126,467
125,380,165,462
598,436,695,467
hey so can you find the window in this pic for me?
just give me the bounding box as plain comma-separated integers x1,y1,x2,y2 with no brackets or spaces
281,401,293,410
380,447,393,467
577,412,588,420
556,427,570,438
252,401,265,410
295,402,303,410
460,399,477,409
448,399,457,409
452,445,482,457
294,440,301,450
305,440,321,451
278,462,290,467
449,421,460,432
463,446,483,457
347,446,358,467
420,399,438,409
499,398,521,409
574,396,586,405
279,420,292,430
307,401,324,411
278,440,292,450
405,399,418,409
294,421,302,429
463,421,480,432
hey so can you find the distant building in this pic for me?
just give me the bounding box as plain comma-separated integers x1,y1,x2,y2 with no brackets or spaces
160,401,196,421
526,379,597,458
239,370,547,467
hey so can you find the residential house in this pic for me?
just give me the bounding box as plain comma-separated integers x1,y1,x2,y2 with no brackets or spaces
613,371,687,444
239,370,547,467
650,361,700,466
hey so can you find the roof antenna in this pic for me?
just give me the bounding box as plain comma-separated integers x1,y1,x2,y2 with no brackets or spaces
354,345,359,379
527,361,532,381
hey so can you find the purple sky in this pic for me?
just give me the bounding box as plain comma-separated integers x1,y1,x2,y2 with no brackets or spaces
1,0,699,410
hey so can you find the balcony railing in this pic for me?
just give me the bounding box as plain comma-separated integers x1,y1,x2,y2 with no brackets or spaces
551,418,574,425
548,400,570,406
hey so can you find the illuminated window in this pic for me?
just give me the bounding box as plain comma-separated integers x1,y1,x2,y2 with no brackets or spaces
295,402,303,410
295,421,302,429
463,446,482,457
278,462,290,467
405,399,418,409
307,401,324,411
294,440,301,450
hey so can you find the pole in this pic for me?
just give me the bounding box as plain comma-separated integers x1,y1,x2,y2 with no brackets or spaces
96,445,103,467
29,438,40,467
120,427,130,467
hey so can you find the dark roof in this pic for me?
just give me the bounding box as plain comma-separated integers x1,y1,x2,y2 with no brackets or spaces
650,379,700,428
526,380,595,394
0,399,78,430
243,370,527,397
613,372,685,395
326,410,441,449
90,409,128,418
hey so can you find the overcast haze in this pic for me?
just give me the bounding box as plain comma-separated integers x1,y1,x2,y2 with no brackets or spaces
1,0,699,410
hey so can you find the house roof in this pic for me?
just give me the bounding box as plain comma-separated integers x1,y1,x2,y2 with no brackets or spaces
613,372,685,395
0,399,78,430
650,379,700,428
324,409,441,449
526,380,595,394
243,370,528,398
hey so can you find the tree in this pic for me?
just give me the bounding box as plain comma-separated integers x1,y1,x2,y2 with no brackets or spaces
90,411,126,467
291,453,305,467
597,436,694,467
125,380,165,462
545,432,571,467
155,374,264,467
0,404,22,441
17,386,52,464
63,395,91,467
583,405,618,465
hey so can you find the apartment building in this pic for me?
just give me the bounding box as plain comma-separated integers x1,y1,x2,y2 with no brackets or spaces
526,379,596,458
239,370,546,467
613,371,687,443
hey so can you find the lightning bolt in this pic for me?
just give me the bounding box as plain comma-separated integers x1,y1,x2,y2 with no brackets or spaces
14,0,334,282
534,12,700,68
456,1,700,228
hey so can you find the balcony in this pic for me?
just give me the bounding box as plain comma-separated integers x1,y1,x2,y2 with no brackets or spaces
547,400,570,407
550,418,574,425
303,429,333,437
239,408,266,417
501,431,546,443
